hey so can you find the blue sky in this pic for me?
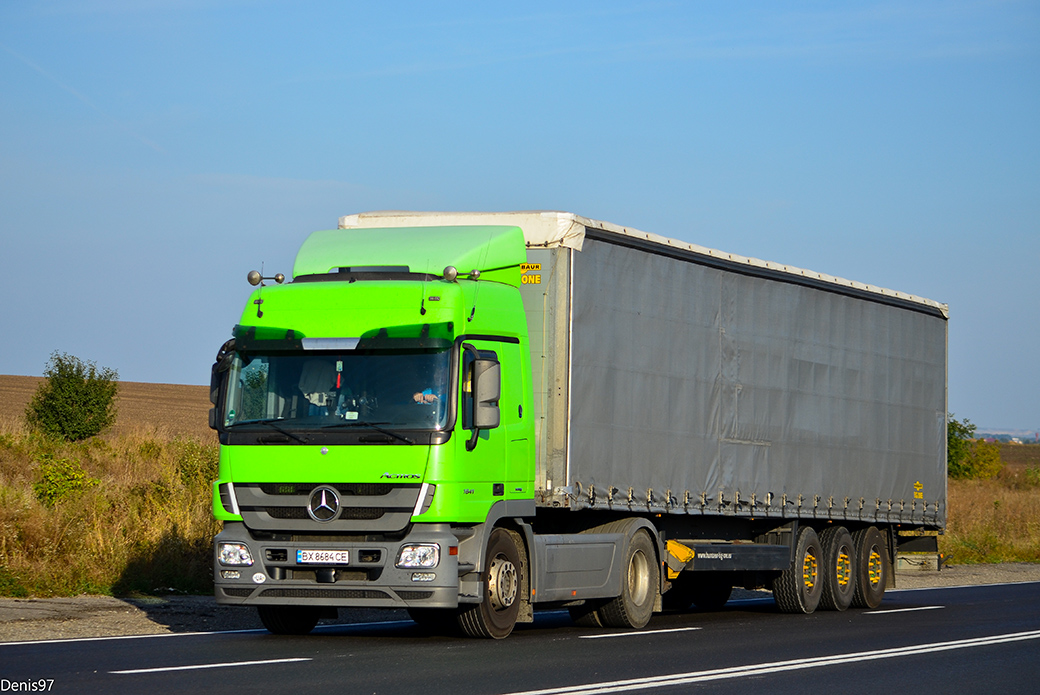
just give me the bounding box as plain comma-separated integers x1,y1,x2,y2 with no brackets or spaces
1,1,1037,431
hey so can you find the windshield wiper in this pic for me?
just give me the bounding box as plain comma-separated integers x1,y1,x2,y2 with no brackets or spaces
321,420,415,445
231,418,309,444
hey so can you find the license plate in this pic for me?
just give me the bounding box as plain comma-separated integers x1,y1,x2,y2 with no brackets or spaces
297,549,349,565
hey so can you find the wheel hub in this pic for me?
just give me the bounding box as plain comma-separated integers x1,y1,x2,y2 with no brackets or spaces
836,550,851,587
488,555,517,610
629,550,650,604
803,550,818,589
867,549,883,587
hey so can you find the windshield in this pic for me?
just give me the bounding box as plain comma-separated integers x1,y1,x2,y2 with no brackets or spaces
222,348,450,431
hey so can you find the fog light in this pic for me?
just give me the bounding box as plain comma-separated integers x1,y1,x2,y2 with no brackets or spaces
396,544,440,568
218,542,254,566
220,570,241,579
411,572,436,582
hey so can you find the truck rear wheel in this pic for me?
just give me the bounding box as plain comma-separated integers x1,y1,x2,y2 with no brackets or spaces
819,526,856,611
597,529,658,629
772,526,823,614
257,605,320,635
851,526,887,609
457,528,522,639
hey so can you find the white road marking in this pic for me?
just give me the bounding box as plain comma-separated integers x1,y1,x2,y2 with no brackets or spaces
111,657,311,674
866,605,944,614
579,627,702,639
501,629,1040,695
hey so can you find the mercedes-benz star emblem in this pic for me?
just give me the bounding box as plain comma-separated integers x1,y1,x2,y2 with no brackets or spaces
307,486,340,522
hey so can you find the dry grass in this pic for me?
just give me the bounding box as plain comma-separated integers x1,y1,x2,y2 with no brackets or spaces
941,446,1040,565
0,375,217,597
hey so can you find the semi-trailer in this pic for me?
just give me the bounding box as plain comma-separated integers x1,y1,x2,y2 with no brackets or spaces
209,211,948,638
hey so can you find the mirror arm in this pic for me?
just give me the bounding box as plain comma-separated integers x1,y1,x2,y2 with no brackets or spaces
466,427,480,452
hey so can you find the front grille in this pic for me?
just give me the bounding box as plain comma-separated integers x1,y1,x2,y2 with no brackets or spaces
221,587,255,597
259,483,403,496
290,569,372,582
266,507,309,519
339,508,385,520
264,506,386,520
396,591,434,600
237,482,421,533
260,588,390,600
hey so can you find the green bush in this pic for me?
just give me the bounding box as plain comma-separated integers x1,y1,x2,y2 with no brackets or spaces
25,352,119,441
173,439,219,487
948,413,1004,480
32,455,99,507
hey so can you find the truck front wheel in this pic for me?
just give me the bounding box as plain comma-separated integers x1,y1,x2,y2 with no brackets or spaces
457,528,523,639
257,605,320,635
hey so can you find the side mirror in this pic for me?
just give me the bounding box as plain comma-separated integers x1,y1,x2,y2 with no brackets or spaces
472,359,501,430
210,363,223,406
209,339,235,430
466,358,501,451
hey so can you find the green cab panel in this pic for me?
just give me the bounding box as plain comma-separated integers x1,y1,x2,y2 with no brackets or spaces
293,225,527,284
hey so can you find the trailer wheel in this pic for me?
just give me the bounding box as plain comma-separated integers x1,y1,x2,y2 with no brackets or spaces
597,529,658,629
663,574,732,612
457,528,522,639
819,526,856,611
772,526,823,614
257,605,320,635
851,526,888,609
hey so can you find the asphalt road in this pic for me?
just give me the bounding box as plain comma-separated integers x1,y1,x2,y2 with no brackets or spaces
2,582,1038,695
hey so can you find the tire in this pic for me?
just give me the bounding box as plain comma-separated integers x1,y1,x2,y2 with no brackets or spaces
851,526,888,609
819,526,856,611
663,574,732,612
772,526,823,614
457,528,523,639
597,529,658,629
257,605,320,635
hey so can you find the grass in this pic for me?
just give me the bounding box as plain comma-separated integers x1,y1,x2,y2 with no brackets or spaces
940,445,1040,565
0,420,219,597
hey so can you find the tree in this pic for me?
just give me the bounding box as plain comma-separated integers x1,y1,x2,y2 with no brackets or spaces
947,413,1003,480
24,352,119,441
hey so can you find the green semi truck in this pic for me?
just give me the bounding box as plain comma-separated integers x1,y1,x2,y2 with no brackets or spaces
209,211,948,638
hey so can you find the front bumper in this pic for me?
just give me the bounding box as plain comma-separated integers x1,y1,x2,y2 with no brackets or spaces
213,521,461,609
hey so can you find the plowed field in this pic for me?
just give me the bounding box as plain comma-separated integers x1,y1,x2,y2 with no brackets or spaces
0,374,211,441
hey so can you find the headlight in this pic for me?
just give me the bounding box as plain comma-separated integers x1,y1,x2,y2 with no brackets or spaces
396,543,440,569
218,542,254,566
